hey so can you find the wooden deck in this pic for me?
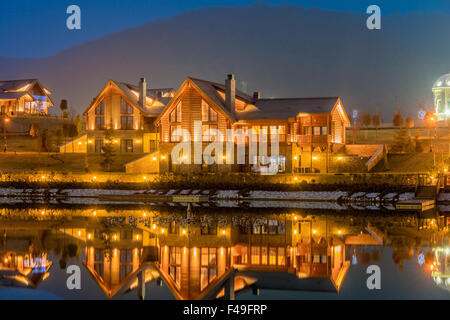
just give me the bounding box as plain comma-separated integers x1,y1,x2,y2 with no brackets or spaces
395,199,435,211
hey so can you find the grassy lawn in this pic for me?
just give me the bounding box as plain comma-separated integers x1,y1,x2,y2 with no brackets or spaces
3,135,38,152
387,152,438,172
346,127,450,150
0,152,146,173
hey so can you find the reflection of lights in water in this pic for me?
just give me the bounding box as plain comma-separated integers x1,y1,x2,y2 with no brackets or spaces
418,253,425,266
352,254,358,265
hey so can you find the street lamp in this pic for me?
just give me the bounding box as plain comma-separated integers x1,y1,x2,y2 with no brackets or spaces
3,117,9,152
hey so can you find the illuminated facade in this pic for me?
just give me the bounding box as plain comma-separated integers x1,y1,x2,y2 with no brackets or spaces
0,79,53,116
433,73,450,120
79,78,175,154
154,75,350,174
61,74,353,173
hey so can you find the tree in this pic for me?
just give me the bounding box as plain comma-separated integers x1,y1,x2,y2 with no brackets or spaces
414,135,424,153
405,117,414,136
372,114,381,138
424,111,437,153
36,129,50,153
392,128,414,153
60,99,68,118
362,113,372,127
393,113,404,128
75,114,83,135
55,128,63,150
352,113,362,144
100,123,115,172
361,113,372,139
29,123,40,137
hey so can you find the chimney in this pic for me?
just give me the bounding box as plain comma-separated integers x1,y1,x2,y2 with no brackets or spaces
139,77,146,108
225,74,236,115
253,91,260,100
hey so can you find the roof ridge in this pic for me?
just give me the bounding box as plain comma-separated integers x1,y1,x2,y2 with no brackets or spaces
188,76,255,102
115,81,173,91
0,78,38,82
188,77,224,87
257,97,339,101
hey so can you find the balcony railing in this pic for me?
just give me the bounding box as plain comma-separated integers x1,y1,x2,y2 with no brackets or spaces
296,134,331,146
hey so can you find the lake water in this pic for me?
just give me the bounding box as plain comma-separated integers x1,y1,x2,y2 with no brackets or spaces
0,204,448,300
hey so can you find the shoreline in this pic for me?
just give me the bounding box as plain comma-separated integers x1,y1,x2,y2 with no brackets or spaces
0,187,417,204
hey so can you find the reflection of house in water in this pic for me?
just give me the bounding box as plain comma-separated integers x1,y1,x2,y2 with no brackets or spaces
0,230,52,289
58,213,384,300
155,214,382,299
79,225,159,299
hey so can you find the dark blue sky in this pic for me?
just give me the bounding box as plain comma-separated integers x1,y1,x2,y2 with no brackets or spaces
1,0,450,58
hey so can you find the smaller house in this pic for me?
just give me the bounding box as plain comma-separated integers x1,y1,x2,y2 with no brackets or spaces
0,79,53,116
76,78,175,154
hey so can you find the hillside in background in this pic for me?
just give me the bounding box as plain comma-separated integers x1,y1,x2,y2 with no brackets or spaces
1,3,449,119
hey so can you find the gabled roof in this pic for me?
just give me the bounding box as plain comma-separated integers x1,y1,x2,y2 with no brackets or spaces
156,76,350,125
0,79,38,92
0,92,34,101
0,79,53,106
189,77,255,105
156,77,256,124
237,97,343,120
120,82,174,100
84,80,174,116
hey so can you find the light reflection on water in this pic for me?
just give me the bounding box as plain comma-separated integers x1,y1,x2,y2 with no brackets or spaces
0,206,448,300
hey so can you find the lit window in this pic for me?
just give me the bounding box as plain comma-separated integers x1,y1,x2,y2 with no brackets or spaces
170,102,182,123
94,100,105,130
121,116,133,130
313,126,321,135
95,100,105,115
202,101,217,122
200,248,217,290
202,124,218,142
120,139,133,152
171,125,182,142
121,98,134,114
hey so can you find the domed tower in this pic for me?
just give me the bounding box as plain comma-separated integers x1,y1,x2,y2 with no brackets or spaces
433,73,450,120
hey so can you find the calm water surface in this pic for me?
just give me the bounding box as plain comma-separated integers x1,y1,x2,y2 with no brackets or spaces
0,205,449,300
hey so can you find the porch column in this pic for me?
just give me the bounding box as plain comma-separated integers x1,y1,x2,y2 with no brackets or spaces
224,271,235,300
137,269,146,300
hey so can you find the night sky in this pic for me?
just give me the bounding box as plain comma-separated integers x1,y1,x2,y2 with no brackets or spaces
2,0,450,58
